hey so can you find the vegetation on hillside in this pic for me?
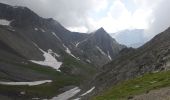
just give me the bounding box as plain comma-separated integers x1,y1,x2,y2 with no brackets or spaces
92,70,170,100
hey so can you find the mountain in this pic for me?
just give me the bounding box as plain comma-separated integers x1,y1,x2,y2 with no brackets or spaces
86,27,170,99
0,3,125,99
77,27,125,67
112,29,147,48
0,3,125,67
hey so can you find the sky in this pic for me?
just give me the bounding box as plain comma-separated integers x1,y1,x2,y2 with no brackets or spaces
0,0,170,46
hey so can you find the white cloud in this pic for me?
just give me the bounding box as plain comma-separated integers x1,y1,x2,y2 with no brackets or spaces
145,0,170,38
1,0,170,42
87,0,152,33
133,0,161,8
87,0,131,33
0,0,108,32
131,9,153,29
67,26,88,33
109,0,130,19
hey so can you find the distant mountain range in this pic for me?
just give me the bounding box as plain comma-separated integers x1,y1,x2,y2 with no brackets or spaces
1,2,170,100
112,29,147,48
0,3,127,99
0,3,126,98
85,25,170,100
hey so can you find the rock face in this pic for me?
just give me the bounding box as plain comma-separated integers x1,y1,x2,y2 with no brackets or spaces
88,27,170,98
0,3,124,81
77,27,125,67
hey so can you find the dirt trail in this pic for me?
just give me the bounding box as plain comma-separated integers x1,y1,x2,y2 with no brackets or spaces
131,87,170,100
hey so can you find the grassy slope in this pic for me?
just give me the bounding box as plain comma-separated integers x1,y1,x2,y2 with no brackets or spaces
0,62,81,99
92,70,170,100
62,54,96,79
0,55,96,99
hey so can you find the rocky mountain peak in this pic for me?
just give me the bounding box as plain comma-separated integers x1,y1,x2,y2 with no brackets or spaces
97,27,105,32
92,27,112,42
93,27,117,43
94,27,107,35
0,3,43,27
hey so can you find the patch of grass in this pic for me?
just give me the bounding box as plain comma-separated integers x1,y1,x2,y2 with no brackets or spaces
62,54,96,78
0,60,82,99
0,53,96,99
0,75,81,99
92,70,170,100
0,65,81,99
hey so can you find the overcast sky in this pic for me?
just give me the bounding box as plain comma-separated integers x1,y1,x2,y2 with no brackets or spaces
0,0,170,46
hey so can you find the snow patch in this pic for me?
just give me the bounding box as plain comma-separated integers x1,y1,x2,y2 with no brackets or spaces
0,80,52,86
51,87,81,100
96,46,106,55
48,49,60,58
107,51,112,60
41,29,45,32
7,27,15,32
32,98,40,100
73,98,80,100
86,59,91,63
9,29,15,31
63,44,80,60
20,91,25,95
30,44,62,71
75,33,95,47
0,19,11,26
34,28,38,31
75,38,88,47
75,42,81,47
51,32,61,41
81,87,95,96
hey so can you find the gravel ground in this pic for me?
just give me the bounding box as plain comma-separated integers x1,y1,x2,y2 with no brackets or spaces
131,87,170,100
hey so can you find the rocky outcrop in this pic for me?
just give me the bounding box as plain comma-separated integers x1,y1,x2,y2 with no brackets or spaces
88,27,170,99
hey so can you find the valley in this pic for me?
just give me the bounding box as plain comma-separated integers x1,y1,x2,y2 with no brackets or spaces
0,2,170,100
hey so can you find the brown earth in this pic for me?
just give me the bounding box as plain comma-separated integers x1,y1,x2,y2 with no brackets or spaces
131,87,170,100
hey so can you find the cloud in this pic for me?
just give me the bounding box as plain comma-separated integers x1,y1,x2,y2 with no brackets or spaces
0,0,108,32
145,0,170,38
0,0,170,41
67,26,88,33
87,0,132,33
0,0,152,33
88,0,170,40
88,0,152,33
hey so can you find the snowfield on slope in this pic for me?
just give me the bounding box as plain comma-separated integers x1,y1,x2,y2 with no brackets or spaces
51,32,62,41
107,51,112,60
51,87,81,100
30,43,62,71
63,44,80,60
0,19,11,26
96,46,106,56
0,80,52,86
81,86,95,96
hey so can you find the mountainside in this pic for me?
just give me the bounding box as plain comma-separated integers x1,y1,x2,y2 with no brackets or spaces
86,27,170,99
92,70,170,100
0,3,125,99
0,3,91,81
0,3,124,67
77,27,125,67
